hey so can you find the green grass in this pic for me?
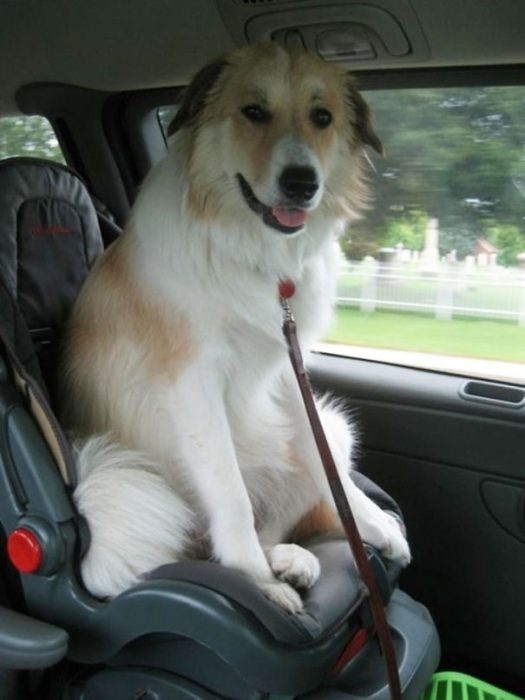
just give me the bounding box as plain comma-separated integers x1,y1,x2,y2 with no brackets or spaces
325,307,525,362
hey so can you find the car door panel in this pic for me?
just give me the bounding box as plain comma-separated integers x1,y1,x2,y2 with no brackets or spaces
310,353,525,679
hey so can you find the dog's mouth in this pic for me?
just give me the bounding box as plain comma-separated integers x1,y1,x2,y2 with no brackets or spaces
237,174,308,234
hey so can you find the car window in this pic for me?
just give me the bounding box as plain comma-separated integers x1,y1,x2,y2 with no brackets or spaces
324,86,525,384
0,115,64,163
158,106,178,140
157,87,525,384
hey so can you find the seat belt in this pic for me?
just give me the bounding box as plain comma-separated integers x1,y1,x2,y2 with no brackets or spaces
0,325,77,488
279,281,402,700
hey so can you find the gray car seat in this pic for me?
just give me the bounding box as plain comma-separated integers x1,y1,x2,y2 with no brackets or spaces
0,157,440,699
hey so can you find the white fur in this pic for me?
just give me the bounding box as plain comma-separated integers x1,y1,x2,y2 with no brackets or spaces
65,46,410,612
74,436,193,598
267,544,321,589
260,136,325,211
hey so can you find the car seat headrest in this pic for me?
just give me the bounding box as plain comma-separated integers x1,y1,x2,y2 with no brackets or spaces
0,157,103,336
0,157,105,400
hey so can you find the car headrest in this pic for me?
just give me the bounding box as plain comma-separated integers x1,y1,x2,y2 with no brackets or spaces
0,157,103,337
0,157,105,400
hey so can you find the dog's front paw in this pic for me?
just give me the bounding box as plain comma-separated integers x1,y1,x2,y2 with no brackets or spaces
372,512,411,567
267,544,321,590
260,579,304,613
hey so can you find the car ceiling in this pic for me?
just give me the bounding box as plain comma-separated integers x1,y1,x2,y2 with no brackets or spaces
1,0,525,115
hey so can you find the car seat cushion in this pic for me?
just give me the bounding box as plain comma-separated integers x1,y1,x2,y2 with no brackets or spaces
145,473,403,646
146,537,367,646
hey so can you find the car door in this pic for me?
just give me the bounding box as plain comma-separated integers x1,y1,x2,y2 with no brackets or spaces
311,353,525,685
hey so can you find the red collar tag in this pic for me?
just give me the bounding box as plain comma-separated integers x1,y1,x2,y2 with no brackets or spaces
278,279,295,300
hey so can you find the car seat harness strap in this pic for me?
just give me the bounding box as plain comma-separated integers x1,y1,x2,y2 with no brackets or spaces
0,324,77,488
279,279,401,700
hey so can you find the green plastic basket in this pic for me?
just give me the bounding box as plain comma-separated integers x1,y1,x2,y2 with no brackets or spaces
422,672,524,700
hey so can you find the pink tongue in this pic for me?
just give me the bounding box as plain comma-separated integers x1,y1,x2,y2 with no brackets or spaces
272,208,308,228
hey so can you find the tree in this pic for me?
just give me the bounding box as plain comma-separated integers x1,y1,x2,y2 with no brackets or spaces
339,221,381,260
0,116,63,162
381,210,427,250
355,85,525,263
486,223,524,266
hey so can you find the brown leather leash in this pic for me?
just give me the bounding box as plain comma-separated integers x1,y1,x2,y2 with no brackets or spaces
279,280,402,700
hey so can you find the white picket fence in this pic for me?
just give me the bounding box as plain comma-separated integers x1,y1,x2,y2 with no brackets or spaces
336,259,525,325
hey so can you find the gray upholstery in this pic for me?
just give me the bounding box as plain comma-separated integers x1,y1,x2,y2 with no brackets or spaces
147,474,402,647
0,278,44,389
147,539,364,646
0,158,103,394
0,157,102,332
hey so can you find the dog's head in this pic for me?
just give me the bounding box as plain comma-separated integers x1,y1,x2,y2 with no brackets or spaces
169,43,382,234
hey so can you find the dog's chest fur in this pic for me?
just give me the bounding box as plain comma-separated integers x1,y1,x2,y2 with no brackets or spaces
129,151,339,392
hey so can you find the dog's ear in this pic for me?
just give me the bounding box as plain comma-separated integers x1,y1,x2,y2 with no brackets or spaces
167,60,228,136
348,84,384,156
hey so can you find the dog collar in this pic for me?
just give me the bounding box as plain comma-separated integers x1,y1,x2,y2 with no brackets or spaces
278,279,295,299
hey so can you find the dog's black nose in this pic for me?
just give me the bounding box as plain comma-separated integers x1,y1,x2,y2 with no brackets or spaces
279,167,319,202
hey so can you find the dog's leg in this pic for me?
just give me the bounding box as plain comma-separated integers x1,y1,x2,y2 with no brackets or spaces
283,378,411,566
265,544,321,590
254,472,322,591
159,370,304,613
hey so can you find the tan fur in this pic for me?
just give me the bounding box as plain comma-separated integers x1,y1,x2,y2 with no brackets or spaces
187,178,221,223
290,500,342,542
71,238,193,379
62,234,195,438
183,43,379,223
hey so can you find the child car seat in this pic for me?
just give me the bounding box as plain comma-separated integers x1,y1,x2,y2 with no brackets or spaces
0,157,440,699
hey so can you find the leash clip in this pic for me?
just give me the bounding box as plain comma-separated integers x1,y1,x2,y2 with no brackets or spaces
280,296,295,323
279,278,296,323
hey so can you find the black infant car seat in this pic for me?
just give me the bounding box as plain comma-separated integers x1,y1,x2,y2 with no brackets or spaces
0,157,440,699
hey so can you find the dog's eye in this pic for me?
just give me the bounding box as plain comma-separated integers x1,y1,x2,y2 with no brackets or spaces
310,107,333,129
241,104,271,124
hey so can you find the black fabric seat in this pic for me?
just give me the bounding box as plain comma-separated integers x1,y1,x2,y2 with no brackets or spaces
0,157,103,400
0,157,440,699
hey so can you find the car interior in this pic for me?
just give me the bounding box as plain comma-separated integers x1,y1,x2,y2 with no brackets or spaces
0,1,524,699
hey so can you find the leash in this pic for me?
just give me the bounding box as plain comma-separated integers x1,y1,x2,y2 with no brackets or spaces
278,279,402,700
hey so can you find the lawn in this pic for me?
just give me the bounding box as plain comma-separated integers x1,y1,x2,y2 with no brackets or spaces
325,307,525,363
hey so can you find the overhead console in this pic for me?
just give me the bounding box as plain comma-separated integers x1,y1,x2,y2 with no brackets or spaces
216,0,430,70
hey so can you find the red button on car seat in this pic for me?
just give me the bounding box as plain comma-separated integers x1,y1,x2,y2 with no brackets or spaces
7,528,43,573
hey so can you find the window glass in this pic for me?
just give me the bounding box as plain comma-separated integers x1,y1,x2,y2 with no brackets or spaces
0,115,64,163
158,106,178,138
157,88,525,383
324,86,525,384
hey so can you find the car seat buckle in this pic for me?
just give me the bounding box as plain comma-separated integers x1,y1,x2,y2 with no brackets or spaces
332,626,369,675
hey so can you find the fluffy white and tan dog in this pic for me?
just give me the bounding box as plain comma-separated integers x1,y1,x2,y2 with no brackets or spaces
61,42,410,612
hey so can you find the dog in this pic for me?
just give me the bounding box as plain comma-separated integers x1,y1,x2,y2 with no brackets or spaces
61,42,410,613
